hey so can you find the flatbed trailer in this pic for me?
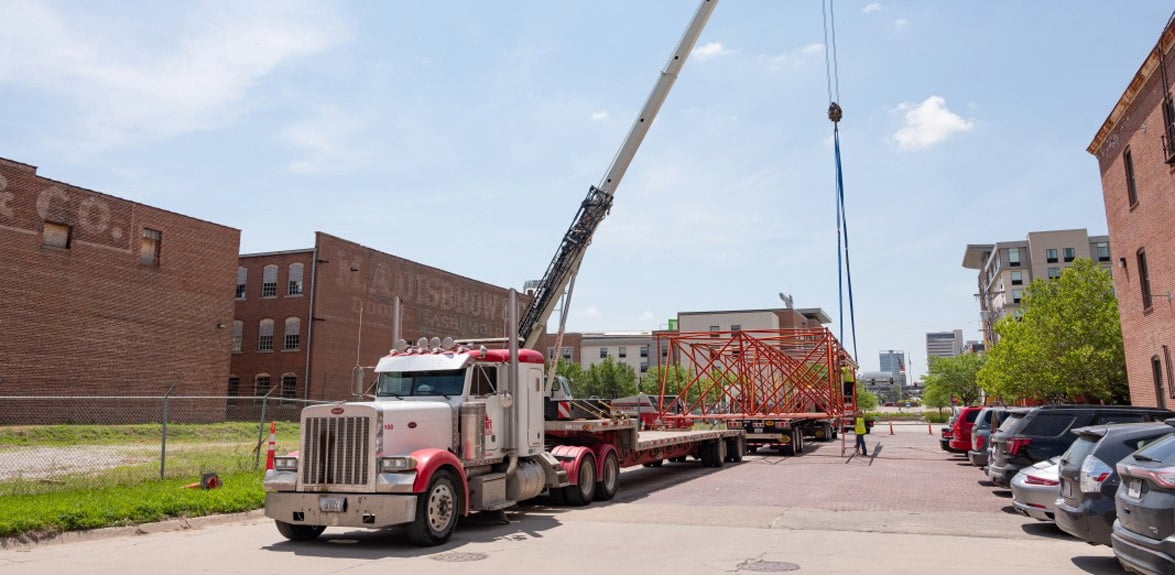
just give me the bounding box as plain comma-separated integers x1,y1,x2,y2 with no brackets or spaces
545,417,746,468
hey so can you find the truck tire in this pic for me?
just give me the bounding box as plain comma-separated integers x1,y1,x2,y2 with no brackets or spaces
595,451,620,501
407,469,461,546
700,440,725,468
563,453,597,506
725,436,745,462
794,429,805,454
275,521,325,542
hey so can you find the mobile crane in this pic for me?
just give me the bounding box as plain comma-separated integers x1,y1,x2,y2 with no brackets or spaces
262,0,744,547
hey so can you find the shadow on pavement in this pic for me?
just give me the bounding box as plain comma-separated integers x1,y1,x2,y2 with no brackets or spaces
1020,521,1074,541
1070,555,1123,575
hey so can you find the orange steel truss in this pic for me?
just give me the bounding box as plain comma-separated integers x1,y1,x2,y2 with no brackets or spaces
651,328,849,424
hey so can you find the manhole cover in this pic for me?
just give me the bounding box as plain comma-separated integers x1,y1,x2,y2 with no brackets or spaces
738,560,801,572
431,552,487,562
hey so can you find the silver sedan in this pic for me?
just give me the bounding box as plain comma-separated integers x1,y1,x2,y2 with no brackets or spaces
1010,456,1061,522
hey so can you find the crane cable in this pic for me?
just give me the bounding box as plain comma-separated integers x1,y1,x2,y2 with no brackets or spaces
822,0,858,361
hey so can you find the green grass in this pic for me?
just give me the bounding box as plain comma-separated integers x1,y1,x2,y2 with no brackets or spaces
0,422,301,539
0,471,264,537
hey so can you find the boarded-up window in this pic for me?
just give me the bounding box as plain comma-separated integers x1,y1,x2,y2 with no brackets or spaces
232,320,243,353
140,228,161,266
43,221,72,249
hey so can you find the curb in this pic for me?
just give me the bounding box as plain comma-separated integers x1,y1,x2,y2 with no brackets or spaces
0,509,268,550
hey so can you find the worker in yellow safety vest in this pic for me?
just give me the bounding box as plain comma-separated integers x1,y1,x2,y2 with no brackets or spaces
854,411,868,456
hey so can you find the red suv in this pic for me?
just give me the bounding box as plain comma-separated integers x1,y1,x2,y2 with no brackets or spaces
948,406,985,453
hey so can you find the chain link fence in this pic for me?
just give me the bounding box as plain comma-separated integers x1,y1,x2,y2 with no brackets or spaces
0,393,327,495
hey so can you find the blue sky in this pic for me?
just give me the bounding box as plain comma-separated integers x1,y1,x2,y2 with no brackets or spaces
2,1,1172,381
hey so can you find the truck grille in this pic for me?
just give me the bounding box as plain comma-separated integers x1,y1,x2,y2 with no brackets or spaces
302,416,372,486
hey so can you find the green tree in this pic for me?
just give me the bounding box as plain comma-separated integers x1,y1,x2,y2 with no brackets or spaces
855,381,878,411
577,357,638,399
922,353,985,407
977,258,1127,403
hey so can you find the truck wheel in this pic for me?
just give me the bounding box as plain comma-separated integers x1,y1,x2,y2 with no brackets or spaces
407,469,461,546
595,451,620,501
563,453,597,506
275,521,325,541
794,430,805,454
700,440,725,468
725,436,745,462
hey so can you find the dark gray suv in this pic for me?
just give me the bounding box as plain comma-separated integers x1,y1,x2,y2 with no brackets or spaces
987,405,1175,487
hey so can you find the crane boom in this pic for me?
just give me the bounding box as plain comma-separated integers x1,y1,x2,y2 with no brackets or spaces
519,0,718,349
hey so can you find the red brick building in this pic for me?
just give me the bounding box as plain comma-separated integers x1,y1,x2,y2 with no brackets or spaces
232,232,529,404
1088,18,1175,408
0,157,240,422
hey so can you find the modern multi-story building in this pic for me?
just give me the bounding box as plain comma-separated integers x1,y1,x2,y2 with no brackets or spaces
231,232,528,404
962,229,1112,345
1088,16,1175,408
0,157,240,423
578,332,654,386
926,330,964,361
878,349,907,386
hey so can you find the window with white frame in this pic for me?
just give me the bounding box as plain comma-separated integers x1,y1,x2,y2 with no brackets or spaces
284,317,300,350
287,263,304,296
258,318,274,351
232,320,243,353
236,267,247,299
262,265,278,298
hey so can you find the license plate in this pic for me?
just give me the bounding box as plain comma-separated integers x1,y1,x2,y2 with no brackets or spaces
1127,478,1143,499
319,496,346,512
753,427,763,433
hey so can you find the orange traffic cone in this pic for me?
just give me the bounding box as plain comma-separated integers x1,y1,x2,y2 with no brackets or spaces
265,421,277,471
889,421,895,435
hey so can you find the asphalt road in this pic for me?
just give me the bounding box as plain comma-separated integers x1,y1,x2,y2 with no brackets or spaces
0,423,1122,575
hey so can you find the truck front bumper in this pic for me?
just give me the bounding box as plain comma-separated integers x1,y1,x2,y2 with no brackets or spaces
264,492,416,530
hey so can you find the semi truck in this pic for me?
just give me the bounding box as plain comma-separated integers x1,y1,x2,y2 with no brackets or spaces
262,0,743,546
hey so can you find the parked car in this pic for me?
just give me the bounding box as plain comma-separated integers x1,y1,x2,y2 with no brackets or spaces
987,405,1175,487
948,405,985,454
939,411,958,452
1055,421,1175,546
1011,456,1061,521
1112,431,1175,575
969,406,1008,467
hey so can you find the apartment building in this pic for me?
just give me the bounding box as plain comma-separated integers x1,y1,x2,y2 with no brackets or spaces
1088,16,1175,408
962,229,1111,346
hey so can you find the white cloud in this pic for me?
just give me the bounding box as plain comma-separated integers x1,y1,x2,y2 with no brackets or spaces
863,3,884,14
891,96,974,151
894,18,909,28
760,43,825,72
0,1,348,149
281,106,371,174
591,111,609,122
691,42,732,62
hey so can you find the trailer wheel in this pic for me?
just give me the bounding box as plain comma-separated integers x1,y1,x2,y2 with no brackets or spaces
700,440,725,468
794,429,805,454
725,436,745,462
407,469,461,546
563,453,597,506
595,451,620,501
275,521,325,541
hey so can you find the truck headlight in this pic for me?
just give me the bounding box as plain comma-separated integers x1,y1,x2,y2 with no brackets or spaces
274,456,298,471
380,456,417,473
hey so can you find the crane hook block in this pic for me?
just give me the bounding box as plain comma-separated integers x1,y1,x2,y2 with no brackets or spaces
827,102,843,123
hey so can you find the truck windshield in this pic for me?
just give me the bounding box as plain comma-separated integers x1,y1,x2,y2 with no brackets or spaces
377,369,465,397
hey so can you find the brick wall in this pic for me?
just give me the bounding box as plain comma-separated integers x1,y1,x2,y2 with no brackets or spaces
1093,32,1175,408
0,157,240,423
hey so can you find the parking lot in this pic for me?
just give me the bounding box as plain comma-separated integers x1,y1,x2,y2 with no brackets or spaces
0,422,1122,575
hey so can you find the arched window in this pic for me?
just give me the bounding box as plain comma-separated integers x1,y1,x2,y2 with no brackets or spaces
236,267,247,299
232,320,243,353
258,318,274,351
281,374,297,399
288,263,304,296
255,373,271,397
284,317,301,350
262,264,278,298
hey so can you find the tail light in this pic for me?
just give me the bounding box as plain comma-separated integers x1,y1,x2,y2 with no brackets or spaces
1008,438,1031,456
1119,462,1175,489
1024,474,1058,486
973,435,986,451
1079,456,1113,493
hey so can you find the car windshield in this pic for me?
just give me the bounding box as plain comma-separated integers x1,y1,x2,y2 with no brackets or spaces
377,369,465,397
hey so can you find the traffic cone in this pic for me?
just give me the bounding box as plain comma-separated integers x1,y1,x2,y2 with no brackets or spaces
889,421,895,435
265,421,277,471
927,422,933,435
